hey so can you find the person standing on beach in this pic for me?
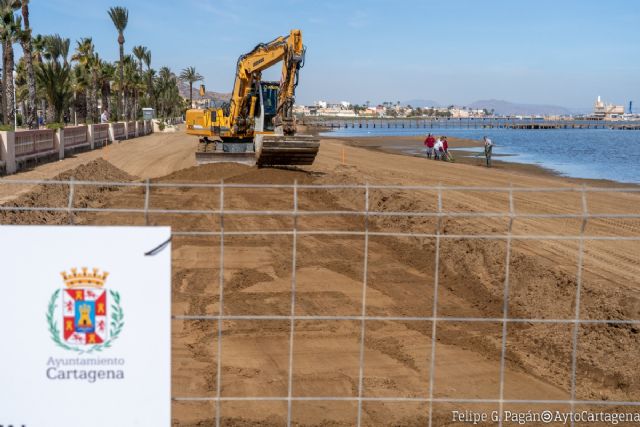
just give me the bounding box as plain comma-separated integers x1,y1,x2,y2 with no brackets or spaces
483,136,493,167
424,133,435,159
434,137,443,160
442,136,450,161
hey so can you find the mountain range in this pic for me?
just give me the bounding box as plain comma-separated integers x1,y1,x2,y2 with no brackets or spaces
466,99,573,116
177,81,230,104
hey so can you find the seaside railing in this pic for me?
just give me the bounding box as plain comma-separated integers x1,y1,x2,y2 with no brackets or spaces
0,120,154,175
1,180,639,426
111,122,126,140
93,123,110,147
127,121,136,138
14,129,56,160
63,125,89,150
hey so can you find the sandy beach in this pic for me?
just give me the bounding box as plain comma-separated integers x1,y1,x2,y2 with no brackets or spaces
330,133,639,188
2,129,639,426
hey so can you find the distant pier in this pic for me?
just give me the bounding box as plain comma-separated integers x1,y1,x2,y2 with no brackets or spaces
302,117,640,130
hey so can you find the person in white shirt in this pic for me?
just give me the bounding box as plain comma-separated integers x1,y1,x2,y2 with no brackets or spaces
434,138,443,160
483,136,493,167
100,110,109,124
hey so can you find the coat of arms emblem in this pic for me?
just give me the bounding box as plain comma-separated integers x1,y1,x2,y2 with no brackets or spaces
47,268,124,353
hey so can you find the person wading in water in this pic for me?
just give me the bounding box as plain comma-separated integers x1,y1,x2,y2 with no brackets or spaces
483,136,493,167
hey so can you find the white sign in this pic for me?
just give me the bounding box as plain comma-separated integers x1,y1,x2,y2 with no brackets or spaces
0,226,171,427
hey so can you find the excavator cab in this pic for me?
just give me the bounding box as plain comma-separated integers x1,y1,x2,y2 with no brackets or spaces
254,82,279,132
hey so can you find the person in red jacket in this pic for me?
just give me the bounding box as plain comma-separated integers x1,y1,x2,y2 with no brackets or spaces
442,136,451,161
424,133,435,159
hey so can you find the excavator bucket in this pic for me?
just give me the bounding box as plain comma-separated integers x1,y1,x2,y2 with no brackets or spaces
195,141,257,166
195,135,319,167
257,135,319,166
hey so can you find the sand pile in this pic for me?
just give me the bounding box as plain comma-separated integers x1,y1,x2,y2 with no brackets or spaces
0,158,135,225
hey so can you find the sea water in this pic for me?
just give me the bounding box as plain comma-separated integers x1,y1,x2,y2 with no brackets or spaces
321,127,640,184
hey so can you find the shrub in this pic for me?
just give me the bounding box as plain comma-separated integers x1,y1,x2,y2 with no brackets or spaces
46,122,65,130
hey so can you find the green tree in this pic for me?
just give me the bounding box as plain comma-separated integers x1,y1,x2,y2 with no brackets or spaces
98,60,115,118
155,66,182,119
0,0,21,126
140,49,153,107
132,45,147,76
36,60,71,123
107,5,128,120
43,34,70,66
179,66,203,108
18,0,37,128
40,34,70,122
72,37,99,123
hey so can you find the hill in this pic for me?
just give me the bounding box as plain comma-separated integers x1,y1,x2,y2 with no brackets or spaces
177,81,230,105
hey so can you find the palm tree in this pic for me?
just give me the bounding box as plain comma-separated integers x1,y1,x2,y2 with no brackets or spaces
43,34,69,67
179,66,203,108
142,50,153,102
0,0,21,126
121,54,140,119
72,37,98,122
71,64,87,122
36,60,72,123
142,49,151,72
132,45,147,75
32,32,46,122
132,45,148,116
107,6,128,120
156,66,182,119
18,0,36,128
98,60,115,117
41,34,70,122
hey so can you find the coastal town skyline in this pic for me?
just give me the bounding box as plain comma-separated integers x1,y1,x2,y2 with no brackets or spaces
28,0,640,108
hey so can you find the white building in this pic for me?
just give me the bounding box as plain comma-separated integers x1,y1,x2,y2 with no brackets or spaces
450,108,470,118
317,107,356,117
593,96,624,120
293,104,311,115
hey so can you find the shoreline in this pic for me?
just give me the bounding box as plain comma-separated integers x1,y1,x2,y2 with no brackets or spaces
322,134,638,189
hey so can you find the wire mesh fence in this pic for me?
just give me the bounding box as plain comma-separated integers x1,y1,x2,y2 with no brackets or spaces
1,179,640,426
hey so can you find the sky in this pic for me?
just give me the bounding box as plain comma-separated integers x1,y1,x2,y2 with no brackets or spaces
27,0,640,109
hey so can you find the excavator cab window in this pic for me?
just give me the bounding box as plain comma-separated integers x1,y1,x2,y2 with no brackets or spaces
261,83,279,131
262,85,278,115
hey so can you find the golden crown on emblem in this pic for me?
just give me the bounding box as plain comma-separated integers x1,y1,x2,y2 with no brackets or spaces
61,267,109,288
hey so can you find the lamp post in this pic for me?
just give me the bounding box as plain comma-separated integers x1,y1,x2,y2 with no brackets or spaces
12,70,17,130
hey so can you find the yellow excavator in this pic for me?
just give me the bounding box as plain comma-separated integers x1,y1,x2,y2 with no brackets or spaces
185,29,319,166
